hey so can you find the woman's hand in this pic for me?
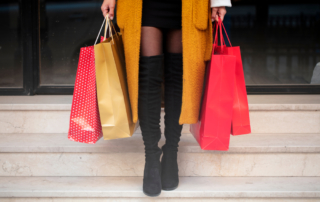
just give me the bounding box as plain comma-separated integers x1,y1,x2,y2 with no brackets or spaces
211,7,226,22
101,0,116,19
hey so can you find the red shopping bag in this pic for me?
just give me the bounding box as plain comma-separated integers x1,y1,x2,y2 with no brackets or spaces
190,18,236,150
216,21,251,135
68,46,103,144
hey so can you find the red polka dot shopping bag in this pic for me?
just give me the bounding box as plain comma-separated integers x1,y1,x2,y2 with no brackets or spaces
68,44,102,144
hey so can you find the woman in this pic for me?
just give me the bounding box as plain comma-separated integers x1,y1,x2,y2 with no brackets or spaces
101,0,231,197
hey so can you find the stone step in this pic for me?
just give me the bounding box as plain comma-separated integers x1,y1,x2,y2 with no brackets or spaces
1,133,320,153
0,95,320,134
0,176,319,199
0,133,319,177
1,199,317,202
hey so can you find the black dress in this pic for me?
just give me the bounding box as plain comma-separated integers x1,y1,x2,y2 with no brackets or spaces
141,0,182,29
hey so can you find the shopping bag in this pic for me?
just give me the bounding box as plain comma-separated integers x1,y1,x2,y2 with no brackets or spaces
190,18,236,150
94,15,139,140
215,21,251,135
68,46,103,144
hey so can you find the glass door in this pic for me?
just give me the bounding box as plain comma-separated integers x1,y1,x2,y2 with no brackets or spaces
35,0,104,94
225,0,320,93
0,0,319,95
0,0,28,95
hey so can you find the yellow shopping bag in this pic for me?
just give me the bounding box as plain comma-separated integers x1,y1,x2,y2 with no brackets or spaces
94,15,139,140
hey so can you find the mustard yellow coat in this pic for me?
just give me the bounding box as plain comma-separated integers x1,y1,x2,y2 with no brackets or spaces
116,0,213,125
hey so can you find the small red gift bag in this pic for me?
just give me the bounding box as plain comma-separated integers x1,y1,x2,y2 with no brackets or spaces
68,46,103,144
190,18,236,150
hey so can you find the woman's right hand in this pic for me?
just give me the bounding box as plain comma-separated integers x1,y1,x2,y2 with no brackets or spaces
101,0,116,19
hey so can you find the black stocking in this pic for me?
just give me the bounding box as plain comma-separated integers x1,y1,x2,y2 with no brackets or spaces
140,27,182,56
165,29,182,54
140,26,163,56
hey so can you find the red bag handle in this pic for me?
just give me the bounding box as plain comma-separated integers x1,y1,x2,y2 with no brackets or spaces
213,16,232,48
221,21,232,46
213,19,223,47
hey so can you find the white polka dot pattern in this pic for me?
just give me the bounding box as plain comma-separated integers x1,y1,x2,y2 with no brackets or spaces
68,46,103,144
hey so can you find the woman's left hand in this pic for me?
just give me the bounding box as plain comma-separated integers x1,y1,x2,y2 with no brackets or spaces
211,7,226,22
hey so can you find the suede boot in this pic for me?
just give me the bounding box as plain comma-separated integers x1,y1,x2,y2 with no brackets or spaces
161,52,183,191
138,54,164,197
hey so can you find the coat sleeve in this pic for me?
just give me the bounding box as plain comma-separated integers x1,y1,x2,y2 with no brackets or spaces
210,0,232,7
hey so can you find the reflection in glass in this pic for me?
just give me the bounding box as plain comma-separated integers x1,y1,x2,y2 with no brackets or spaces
226,2,320,85
0,1,22,88
39,0,103,85
39,1,320,86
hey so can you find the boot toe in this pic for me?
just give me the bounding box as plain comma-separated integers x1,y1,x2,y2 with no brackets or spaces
161,177,179,190
143,183,162,196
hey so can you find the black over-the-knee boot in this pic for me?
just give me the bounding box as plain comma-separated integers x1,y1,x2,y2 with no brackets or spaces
138,54,164,197
161,52,183,190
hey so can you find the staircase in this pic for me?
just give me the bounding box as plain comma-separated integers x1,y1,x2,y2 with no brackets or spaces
0,95,319,201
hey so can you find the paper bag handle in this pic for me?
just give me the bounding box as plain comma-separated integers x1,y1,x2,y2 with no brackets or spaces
94,14,116,45
94,16,108,45
104,14,114,41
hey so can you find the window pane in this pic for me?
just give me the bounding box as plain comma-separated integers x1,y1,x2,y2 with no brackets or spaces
0,1,23,88
39,0,102,86
226,2,320,85
39,1,320,86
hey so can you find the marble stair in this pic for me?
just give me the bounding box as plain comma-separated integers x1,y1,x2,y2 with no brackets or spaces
0,133,320,177
0,95,320,201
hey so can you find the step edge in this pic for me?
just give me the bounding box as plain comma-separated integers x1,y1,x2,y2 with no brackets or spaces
0,176,319,198
1,104,320,111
